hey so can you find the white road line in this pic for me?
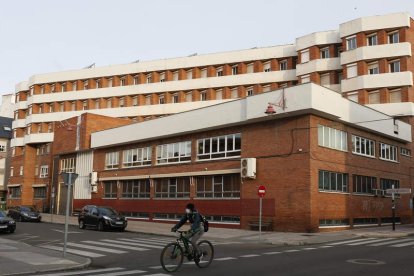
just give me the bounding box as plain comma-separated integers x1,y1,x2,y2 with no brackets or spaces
240,254,260,258
263,252,282,255
302,248,317,250
115,239,164,249
82,241,148,251
96,270,147,276
319,246,333,248
215,257,237,261
131,238,167,245
149,265,174,270
35,267,124,276
284,249,300,253
390,241,414,247
39,245,105,258
65,242,127,254
346,238,395,246
327,238,376,245
368,238,413,247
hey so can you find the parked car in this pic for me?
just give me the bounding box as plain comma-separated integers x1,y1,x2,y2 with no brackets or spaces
0,211,16,233
7,206,41,222
78,205,127,231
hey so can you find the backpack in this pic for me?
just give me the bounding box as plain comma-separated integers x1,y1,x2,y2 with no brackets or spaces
200,214,209,232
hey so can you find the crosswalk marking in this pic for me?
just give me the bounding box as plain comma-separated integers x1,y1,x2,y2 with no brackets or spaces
64,242,127,254
82,241,149,251
390,240,414,247
346,238,396,246
39,245,105,258
131,238,167,245
35,267,124,276
303,248,317,250
115,239,164,249
327,238,376,246
96,270,147,276
215,257,237,260
368,238,414,247
284,249,300,253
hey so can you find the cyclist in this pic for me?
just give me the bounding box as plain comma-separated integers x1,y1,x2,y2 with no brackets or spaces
171,203,204,257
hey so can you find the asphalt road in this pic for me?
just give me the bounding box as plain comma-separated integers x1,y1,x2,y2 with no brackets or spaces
5,221,414,276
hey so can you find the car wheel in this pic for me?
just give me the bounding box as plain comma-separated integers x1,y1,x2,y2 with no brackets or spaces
97,221,104,231
9,228,15,234
79,220,86,229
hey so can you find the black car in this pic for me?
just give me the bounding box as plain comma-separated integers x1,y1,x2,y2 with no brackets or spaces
0,211,16,233
7,206,41,222
78,205,127,231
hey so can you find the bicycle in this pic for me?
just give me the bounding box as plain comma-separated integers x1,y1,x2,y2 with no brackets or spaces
160,230,214,272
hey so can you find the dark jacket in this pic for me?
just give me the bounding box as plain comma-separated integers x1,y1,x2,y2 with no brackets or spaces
174,210,202,232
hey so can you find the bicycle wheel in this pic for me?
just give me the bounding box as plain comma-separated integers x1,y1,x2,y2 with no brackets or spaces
160,242,184,273
195,240,214,268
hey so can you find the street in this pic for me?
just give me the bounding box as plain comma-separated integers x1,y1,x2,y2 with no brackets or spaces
2,222,414,276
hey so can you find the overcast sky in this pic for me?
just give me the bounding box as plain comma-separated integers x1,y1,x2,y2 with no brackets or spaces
1,0,413,101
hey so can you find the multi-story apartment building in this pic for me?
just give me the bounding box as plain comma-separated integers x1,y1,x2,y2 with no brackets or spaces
7,12,414,230
0,116,12,210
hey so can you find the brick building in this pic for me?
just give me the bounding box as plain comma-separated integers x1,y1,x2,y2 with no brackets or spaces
7,12,414,231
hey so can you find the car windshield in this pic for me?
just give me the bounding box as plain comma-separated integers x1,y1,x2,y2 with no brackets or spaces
0,211,6,218
99,207,118,216
21,206,37,212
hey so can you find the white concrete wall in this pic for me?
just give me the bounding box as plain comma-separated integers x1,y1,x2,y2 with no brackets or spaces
367,102,414,116
296,30,341,51
341,72,413,92
296,58,341,76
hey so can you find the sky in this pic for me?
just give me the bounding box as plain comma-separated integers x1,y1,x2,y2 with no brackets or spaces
0,0,413,101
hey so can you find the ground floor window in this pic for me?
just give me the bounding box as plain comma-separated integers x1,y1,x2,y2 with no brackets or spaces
381,217,401,224
353,175,376,194
121,179,150,198
104,181,117,198
153,213,182,220
9,187,21,198
33,187,47,199
195,174,240,198
204,215,240,224
318,170,348,192
119,212,149,219
380,178,400,190
154,177,190,198
319,219,350,226
353,218,377,225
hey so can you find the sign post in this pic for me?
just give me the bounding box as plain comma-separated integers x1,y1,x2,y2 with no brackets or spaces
61,172,78,258
386,187,411,231
258,185,266,241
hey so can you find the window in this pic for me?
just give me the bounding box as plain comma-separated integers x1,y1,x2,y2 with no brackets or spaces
185,92,192,102
33,187,46,199
216,89,223,100
367,34,378,46
104,181,117,198
230,88,238,99
51,84,55,93
400,147,411,157
72,82,77,91
156,141,191,164
247,63,254,73
9,187,21,198
347,63,357,78
146,74,152,83
186,70,192,79
145,95,151,105
216,67,223,76
173,71,179,81
133,76,139,85
108,78,113,87
71,101,76,111
196,174,240,198
59,102,64,112
119,97,125,107
197,133,241,160
379,143,398,162
160,73,165,82
389,60,400,73
346,36,357,50
200,91,207,101
352,135,375,157
368,62,379,74
388,31,399,44
353,175,376,194
121,179,150,198
83,81,89,90
320,73,330,86
247,87,254,97
320,219,350,227
159,95,165,104
19,166,24,176
49,104,54,113
320,47,329,59
95,99,100,109
172,94,179,103
106,99,112,108
201,69,208,78
82,101,88,110
318,170,349,192
280,60,288,71
122,147,152,167
39,165,49,178
132,96,138,106
380,178,399,190
10,167,13,177
40,85,45,94
155,177,190,198
301,74,310,83
301,49,310,63
61,83,66,92
368,90,380,104
105,152,119,169
263,62,271,72
60,158,75,173
318,125,347,151
120,77,126,86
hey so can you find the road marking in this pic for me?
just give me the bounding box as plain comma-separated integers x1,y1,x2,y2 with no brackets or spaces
18,236,39,241
39,245,105,258
327,238,376,245
346,238,395,246
149,265,175,270
82,241,149,251
35,267,124,276
96,270,147,276
215,257,237,261
131,238,167,245
240,254,260,258
284,249,300,253
115,239,164,249
51,229,82,234
390,240,414,247
263,251,282,255
318,245,333,248
65,242,127,254
368,238,413,247
302,248,317,250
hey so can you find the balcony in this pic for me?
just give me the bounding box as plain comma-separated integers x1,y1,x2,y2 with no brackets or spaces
296,58,341,76
341,71,413,92
12,119,26,129
14,100,28,110
341,43,412,65
24,133,54,145
10,138,24,147
296,30,340,51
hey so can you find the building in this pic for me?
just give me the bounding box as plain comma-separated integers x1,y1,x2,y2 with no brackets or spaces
7,12,414,229
54,83,413,232
0,94,15,118
0,116,12,210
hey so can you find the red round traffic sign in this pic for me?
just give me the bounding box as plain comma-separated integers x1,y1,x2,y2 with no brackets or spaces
258,185,266,198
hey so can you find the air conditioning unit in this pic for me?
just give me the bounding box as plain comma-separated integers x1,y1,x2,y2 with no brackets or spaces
372,189,381,197
91,185,98,193
241,158,256,179
380,190,387,197
89,172,98,185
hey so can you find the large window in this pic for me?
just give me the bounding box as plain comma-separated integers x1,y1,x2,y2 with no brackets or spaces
60,158,75,173
388,31,399,44
104,181,117,198
346,36,357,50
33,187,47,199
197,133,241,160
320,47,329,59
368,62,379,75
352,135,375,157
301,49,310,63
156,142,191,164
318,125,347,151
318,170,349,192
9,187,21,198
196,174,241,198
353,175,376,194
380,178,400,190
39,165,49,178
379,143,398,162
121,179,150,198
367,34,378,46
389,60,400,73
123,147,152,167
154,177,190,198
105,152,119,169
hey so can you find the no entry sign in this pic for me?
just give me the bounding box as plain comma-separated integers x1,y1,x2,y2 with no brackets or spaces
258,185,266,198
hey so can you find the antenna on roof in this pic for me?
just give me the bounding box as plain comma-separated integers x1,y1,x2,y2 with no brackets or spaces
83,63,95,69
132,59,140,63
188,53,197,57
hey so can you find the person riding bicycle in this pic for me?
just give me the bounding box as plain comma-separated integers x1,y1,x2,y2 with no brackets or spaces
171,203,204,257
